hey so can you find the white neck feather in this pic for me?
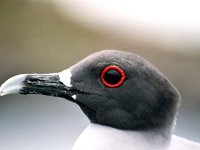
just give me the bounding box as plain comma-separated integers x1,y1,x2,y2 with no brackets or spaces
72,123,171,150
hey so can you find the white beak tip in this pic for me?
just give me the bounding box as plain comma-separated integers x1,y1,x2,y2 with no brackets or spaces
0,85,5,96
0,74,26,96
0,91,4,96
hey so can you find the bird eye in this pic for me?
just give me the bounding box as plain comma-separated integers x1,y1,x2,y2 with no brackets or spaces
101,66,126,88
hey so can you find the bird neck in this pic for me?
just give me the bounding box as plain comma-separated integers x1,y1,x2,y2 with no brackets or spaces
72,123,172,150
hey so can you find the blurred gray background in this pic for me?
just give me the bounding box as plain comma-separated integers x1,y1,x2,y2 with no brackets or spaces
0,1,199,150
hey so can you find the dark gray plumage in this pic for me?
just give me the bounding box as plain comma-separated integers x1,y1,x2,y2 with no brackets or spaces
0,50,199,150
68,50,180,132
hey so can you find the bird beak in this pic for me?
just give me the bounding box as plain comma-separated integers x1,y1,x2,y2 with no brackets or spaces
0,70,76,101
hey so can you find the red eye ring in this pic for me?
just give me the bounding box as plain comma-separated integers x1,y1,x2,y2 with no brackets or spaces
101,65,126,88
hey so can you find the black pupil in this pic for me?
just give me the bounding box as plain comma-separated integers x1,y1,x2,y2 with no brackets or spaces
103,69,122,84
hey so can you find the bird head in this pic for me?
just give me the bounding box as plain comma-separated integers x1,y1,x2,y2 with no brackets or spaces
0,50,181,131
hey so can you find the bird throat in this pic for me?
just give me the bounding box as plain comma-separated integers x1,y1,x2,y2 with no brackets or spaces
72,123,171,150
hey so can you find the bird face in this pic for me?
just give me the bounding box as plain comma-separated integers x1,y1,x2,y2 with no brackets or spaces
0,50,181,131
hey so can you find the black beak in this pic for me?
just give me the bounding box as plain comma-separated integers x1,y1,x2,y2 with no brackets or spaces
0,71,77,102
